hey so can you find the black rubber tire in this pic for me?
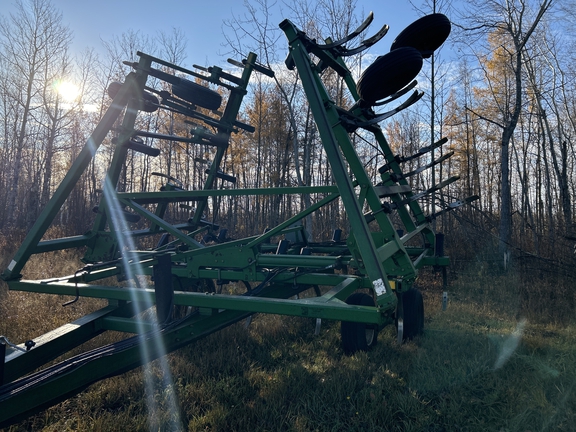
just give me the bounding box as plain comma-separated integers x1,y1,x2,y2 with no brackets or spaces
107,81,122,99
356,47,423,106
106,81,158,112
341,292,378,354
172,78,222,111
396,288,424,341
141,91,159,113
390,13,451,58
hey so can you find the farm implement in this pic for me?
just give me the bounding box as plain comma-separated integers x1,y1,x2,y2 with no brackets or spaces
0,13,476,427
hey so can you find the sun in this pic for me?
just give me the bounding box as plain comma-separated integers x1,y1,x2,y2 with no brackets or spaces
54,80,80,103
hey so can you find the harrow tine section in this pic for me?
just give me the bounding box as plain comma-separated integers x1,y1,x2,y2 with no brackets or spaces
379,137,449,173
407,176,461,202
336,24,390,56
372,80,418,107
402,137,449,163
378,176,461,211
429,195,480,219
356,90,424,127
316,12,375,49
340,90,424,132
397,151,455,180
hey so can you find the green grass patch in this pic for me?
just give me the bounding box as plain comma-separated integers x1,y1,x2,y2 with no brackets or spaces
2,270,575,431
5,301,576,431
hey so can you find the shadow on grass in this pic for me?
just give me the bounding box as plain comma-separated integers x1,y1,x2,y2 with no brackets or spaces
3,299,575,432
165,306,575,432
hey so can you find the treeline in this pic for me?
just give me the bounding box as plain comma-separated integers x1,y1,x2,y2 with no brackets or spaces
1,0,576,274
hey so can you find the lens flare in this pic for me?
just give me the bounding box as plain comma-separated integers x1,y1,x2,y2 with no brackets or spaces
103,176,183,431
54,80,80,102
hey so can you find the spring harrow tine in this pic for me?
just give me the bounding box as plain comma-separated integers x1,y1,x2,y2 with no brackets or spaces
379,137,449,173
340,90,424,132
355,90,424,127
316,12,374,49
371,80,418,107
373,176,461,216
405,176,461,203
393,151,455,181
401,137,449,164
332,23,390,56
429,195,480,220
150,172,184,189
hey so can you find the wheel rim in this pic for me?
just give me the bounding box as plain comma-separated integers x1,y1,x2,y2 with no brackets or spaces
365,327,375,345
396,318,404,344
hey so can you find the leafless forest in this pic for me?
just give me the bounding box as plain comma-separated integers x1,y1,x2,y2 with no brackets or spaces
1,0,575,281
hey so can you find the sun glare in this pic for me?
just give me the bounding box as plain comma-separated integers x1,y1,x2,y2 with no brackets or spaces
55,80,80,103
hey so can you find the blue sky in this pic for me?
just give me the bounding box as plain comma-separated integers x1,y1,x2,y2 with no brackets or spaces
4,0,427,67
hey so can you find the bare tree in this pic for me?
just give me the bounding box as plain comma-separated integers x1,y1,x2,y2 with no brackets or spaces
454,0,554,267
0,0,72,229
222,0,367,237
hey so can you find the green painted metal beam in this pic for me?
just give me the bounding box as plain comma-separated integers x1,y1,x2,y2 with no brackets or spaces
8,279,383,324
2,303,133,383
281,19,395,299
1,78,135,280
115,185,339,204
0,279,389,428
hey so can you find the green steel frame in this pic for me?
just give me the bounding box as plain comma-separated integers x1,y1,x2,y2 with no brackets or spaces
0,16,461,427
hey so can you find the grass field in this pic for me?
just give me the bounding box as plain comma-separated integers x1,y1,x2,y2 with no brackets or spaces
1,252,575,431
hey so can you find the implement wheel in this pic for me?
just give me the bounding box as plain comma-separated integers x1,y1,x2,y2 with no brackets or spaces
172,79,222,110
341,292,378,354
356,47,423,106
396,288,424,341
390,13,451,58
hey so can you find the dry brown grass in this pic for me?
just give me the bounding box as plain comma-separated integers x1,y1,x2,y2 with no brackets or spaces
0,230,107,345
1,235,575,431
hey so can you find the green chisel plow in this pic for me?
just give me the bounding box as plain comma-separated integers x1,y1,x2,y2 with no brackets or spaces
0,12,477,427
